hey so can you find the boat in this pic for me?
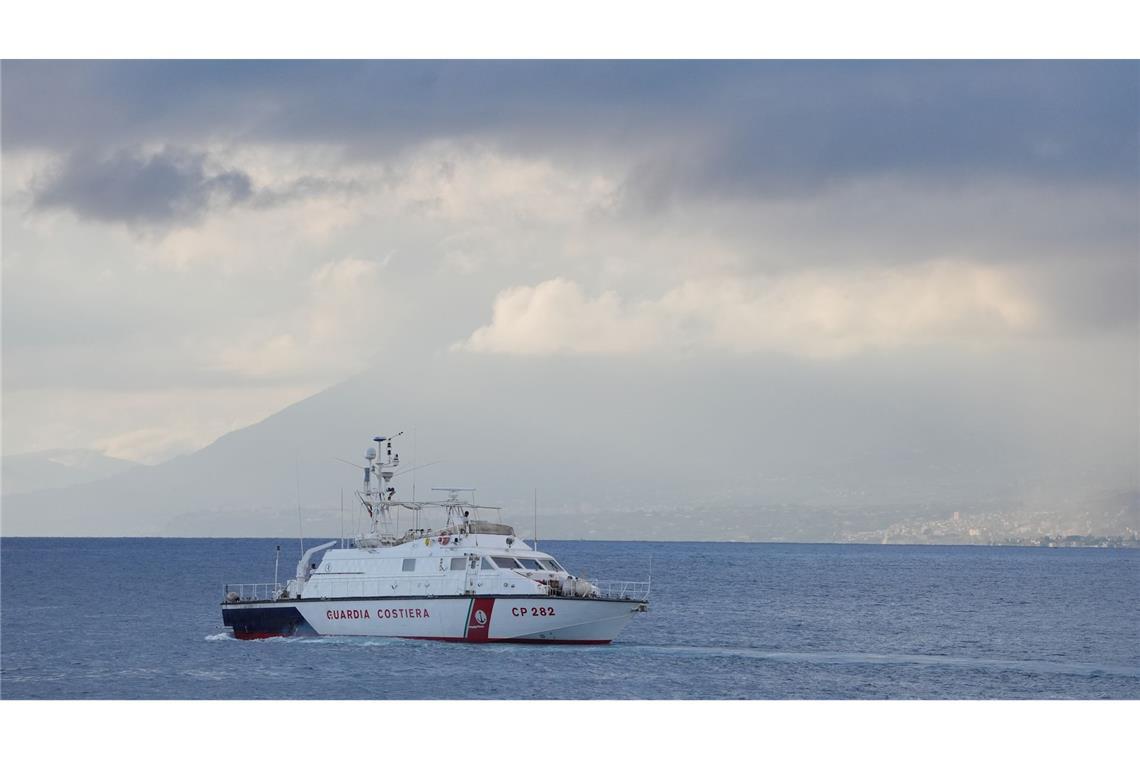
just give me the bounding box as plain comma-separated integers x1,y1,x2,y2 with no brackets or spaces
220,433,650,644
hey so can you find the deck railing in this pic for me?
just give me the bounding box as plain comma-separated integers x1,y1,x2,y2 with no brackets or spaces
543,579,651,602
222,579,649,604
591,580,651,602
223,582,286,602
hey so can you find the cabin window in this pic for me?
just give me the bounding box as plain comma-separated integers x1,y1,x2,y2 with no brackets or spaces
538,559,565,572
402,559,416,572
518,558,543,570
450,557,467,571
481,557,495,570
492,556,522,569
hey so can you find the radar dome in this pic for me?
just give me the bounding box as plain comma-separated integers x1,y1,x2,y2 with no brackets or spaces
365,447,377,460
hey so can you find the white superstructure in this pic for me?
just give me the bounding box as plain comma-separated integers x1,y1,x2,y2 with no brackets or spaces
221,434,649,644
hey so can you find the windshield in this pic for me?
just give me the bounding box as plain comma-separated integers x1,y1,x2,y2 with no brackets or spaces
517,558,543,570
492,556,522,569
538,559,565,572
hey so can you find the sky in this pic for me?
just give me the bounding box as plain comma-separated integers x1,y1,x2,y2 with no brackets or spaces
2,60,1137,534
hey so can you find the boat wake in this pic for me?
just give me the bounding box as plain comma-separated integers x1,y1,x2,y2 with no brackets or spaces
625,644,1140,679
204,632,410,648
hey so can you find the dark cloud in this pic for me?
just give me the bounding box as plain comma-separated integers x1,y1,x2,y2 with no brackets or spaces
30,147,356,229
32,148,252,228
4,61,1136,200
249,175,362,209
611,61,1139,208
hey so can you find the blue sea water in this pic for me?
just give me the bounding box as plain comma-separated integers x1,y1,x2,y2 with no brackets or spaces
1,538,1137,699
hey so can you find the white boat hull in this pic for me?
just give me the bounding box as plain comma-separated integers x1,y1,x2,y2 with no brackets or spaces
222,595,646,644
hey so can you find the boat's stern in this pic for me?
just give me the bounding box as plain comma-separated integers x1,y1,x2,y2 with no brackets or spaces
221,601,313,639
220,583,314,640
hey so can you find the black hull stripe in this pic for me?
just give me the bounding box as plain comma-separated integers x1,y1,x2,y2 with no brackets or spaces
221,605,314,637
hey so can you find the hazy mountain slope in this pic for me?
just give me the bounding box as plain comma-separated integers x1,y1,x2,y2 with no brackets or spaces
1,349,1127,537
2,449,140,496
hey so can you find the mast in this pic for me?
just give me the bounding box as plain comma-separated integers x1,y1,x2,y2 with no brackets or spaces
357,432,403,543
348,433,496,547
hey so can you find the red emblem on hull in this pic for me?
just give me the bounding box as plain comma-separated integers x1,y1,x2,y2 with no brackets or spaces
466,598,495,642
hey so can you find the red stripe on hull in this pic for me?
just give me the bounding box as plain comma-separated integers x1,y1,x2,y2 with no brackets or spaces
233,631,288,640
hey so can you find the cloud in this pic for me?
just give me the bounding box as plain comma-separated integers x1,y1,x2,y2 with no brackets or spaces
93,425,204,464
2,61,1134,493
458,278,661,356
249,175,362,209
457,262,1040,359
212,257,384,380
33,147,253,228
5,61,1136,200
30,146,358,230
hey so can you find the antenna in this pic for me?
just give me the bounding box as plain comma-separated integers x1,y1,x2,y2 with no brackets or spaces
274,544,280,592
412,428,417,503
392,460,441,480
534,488,538,551
339,488,344,549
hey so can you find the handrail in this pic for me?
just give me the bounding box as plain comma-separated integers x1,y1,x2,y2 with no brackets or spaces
591,579,651,602
223,578,651,603
542,578,651,602
223,582,286,602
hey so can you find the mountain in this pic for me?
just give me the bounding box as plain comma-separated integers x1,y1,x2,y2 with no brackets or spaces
2,449,140,496
0,350,1125,538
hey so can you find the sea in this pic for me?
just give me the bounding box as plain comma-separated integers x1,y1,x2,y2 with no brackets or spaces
1,538,1137,699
